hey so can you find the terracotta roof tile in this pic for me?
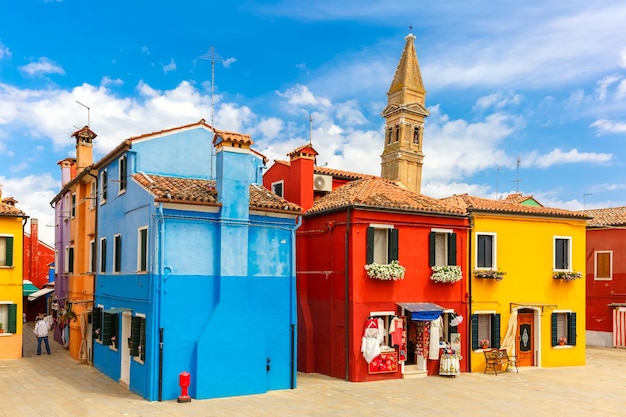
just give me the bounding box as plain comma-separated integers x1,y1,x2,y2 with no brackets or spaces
132,174,300,213
0,198,25,216
583,206,626,227
272,159,375,181
213,129,253,146
441,193,588,219
308,177,465,216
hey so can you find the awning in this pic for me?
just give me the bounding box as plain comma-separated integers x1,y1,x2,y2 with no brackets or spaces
397,302,445,321
28,287,54,301
23,280,39,296
105,307,132,314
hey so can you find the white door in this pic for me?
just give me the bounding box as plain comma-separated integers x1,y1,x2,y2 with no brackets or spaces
120,312,131,388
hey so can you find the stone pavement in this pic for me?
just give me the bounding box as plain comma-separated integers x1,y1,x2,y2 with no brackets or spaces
2,322,626,416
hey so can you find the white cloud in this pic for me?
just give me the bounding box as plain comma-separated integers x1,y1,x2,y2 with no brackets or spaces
525,148,612,168
620,47,626,68
616,79,626,99
162,58,176,74
276,84,331,109
222,57,236,68
256,117,284,139
596,75,622,101
20,57,65,76
590,119,626,135
142,45,150,55
0,42,11,60
101,76,123,87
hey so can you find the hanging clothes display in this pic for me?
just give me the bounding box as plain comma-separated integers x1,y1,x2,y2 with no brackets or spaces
361,317,384,364
429,316,443,360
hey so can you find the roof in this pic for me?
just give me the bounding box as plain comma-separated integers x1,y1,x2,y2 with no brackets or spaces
307,177,465,216
502,193,543,206
441,194,589,219
272,159,376,181
583,206,626,227
132,173,301,213
0,196,25,217
388,33,425,96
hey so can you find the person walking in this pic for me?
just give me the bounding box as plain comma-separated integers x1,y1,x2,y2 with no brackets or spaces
34,314,51,355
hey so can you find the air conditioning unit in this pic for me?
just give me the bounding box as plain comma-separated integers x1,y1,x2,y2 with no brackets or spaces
313,174,332,192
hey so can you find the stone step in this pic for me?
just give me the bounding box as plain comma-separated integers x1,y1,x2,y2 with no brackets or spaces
402,364,428,379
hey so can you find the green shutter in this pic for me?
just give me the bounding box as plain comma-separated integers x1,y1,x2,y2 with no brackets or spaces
5,237,13,267
448,233,457,266
366,227,374,264
429,232,436,267
102,312,118,346
140,229,148,271
471,314,479,350
551,312,558,346
568,313,577,346
92,307,102,341
7,304,17,334
492,314,501,348
389,228,399,262
130,316,141,356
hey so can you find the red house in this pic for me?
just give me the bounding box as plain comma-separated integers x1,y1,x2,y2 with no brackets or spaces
583,207,626,347
263,146,470,381
23,219,55,321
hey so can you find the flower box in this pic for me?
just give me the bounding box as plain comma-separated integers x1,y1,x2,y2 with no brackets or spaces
553,271,582,282
430,265,462,283
474,269,506,280
364,260,406,281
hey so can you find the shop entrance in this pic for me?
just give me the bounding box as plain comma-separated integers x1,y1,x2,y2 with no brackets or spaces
517,311,534,366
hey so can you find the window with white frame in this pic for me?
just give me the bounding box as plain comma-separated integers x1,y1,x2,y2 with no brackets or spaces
137,227,148,272
89,240,96,273
476,233,496,269
0,303,18,334
554,236,572,271
64,246,74,273
271,180,284,198
429,230,457,267
552,311,577,346
130,313,146,363
113,234,122,273
100,169,108,204
71,193,76,218
471,312,501,350
89,181,96,209
366,225,398,265
99,238,107,273
595,251,612,280
0,236,14,267
118,155,127,194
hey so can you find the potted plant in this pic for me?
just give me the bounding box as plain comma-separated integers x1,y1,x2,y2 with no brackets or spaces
558,337,567,346
553,271,582,281
364,260,406,281
0,323,4,333
474,269,506,280
430,265,462,283
480,339,490,349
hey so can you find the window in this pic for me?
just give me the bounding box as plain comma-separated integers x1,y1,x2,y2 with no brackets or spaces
130,314,146,362
137,227,148,272
0,303,17,334
413,126,420,145
71,193,76,218
89,240,96,273
0,236,14,267
100,169,108,204
271,181,284,198
113,234,122,273
595,251,612,280
118,155,127,194
394,128,399,142
64,246,74,274
103,310,119,350
471,313,501,350
552,311,577,346
476,233,496,269
366,226,399,264
92,306,103,342
89,181,96,209
99,238,107,273
386,128,392,145
554,236,571,271
429,230,457,267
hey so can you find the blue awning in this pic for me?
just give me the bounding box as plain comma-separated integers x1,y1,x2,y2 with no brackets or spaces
397,302,445,321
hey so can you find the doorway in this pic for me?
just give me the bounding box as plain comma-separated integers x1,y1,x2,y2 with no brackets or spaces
517,311,534,366
119,312,131,388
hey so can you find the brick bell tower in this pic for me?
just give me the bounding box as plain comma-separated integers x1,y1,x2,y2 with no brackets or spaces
380,32,429,194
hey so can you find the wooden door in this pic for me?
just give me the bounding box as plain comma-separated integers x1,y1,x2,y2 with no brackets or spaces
517,313,534,366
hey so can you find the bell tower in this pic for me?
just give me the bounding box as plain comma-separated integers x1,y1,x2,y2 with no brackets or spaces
380,32,429,194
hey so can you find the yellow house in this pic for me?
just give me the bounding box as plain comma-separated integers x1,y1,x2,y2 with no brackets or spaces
443,194,588,372
0,190,28,359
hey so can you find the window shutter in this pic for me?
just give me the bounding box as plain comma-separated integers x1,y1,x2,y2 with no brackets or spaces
551,312,558,346
140,317,146,361
92,307,102,341
492,314,501,348
102,311,118,346
130,316,141,356
5,237,13,266
7,304,17,334
568,312,577,346
429,232,436,267
471,314,479,350
389,228,399,262
366,227,375,264
68,247,74,274
447,233,457,266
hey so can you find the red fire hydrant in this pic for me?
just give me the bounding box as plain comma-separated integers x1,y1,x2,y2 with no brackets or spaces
177,371,191,403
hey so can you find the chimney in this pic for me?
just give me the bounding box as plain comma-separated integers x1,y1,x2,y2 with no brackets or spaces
58,158,75,186
30,219,40,287
287,144,317,211
72,126,97,171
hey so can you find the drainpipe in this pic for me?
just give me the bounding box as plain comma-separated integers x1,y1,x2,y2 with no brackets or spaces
344,207,351,381
290,215,302,389
87,170,98,366
467,214,474,372
157,202,165,401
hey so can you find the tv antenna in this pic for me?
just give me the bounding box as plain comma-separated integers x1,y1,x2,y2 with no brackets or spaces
76,100,91,127
583,193,592,211
513,156,521,192
308,113,313,144
200,46,223,128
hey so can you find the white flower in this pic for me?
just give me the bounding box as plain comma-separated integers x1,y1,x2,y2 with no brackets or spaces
430,265,462,283
364,260,406,281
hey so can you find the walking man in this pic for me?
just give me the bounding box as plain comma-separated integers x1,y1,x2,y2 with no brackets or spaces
34,314,51,355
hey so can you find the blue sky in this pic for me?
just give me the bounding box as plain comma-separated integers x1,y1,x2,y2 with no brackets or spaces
2,0,626,245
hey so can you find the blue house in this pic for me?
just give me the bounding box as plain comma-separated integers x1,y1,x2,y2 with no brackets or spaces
92,120,301,400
